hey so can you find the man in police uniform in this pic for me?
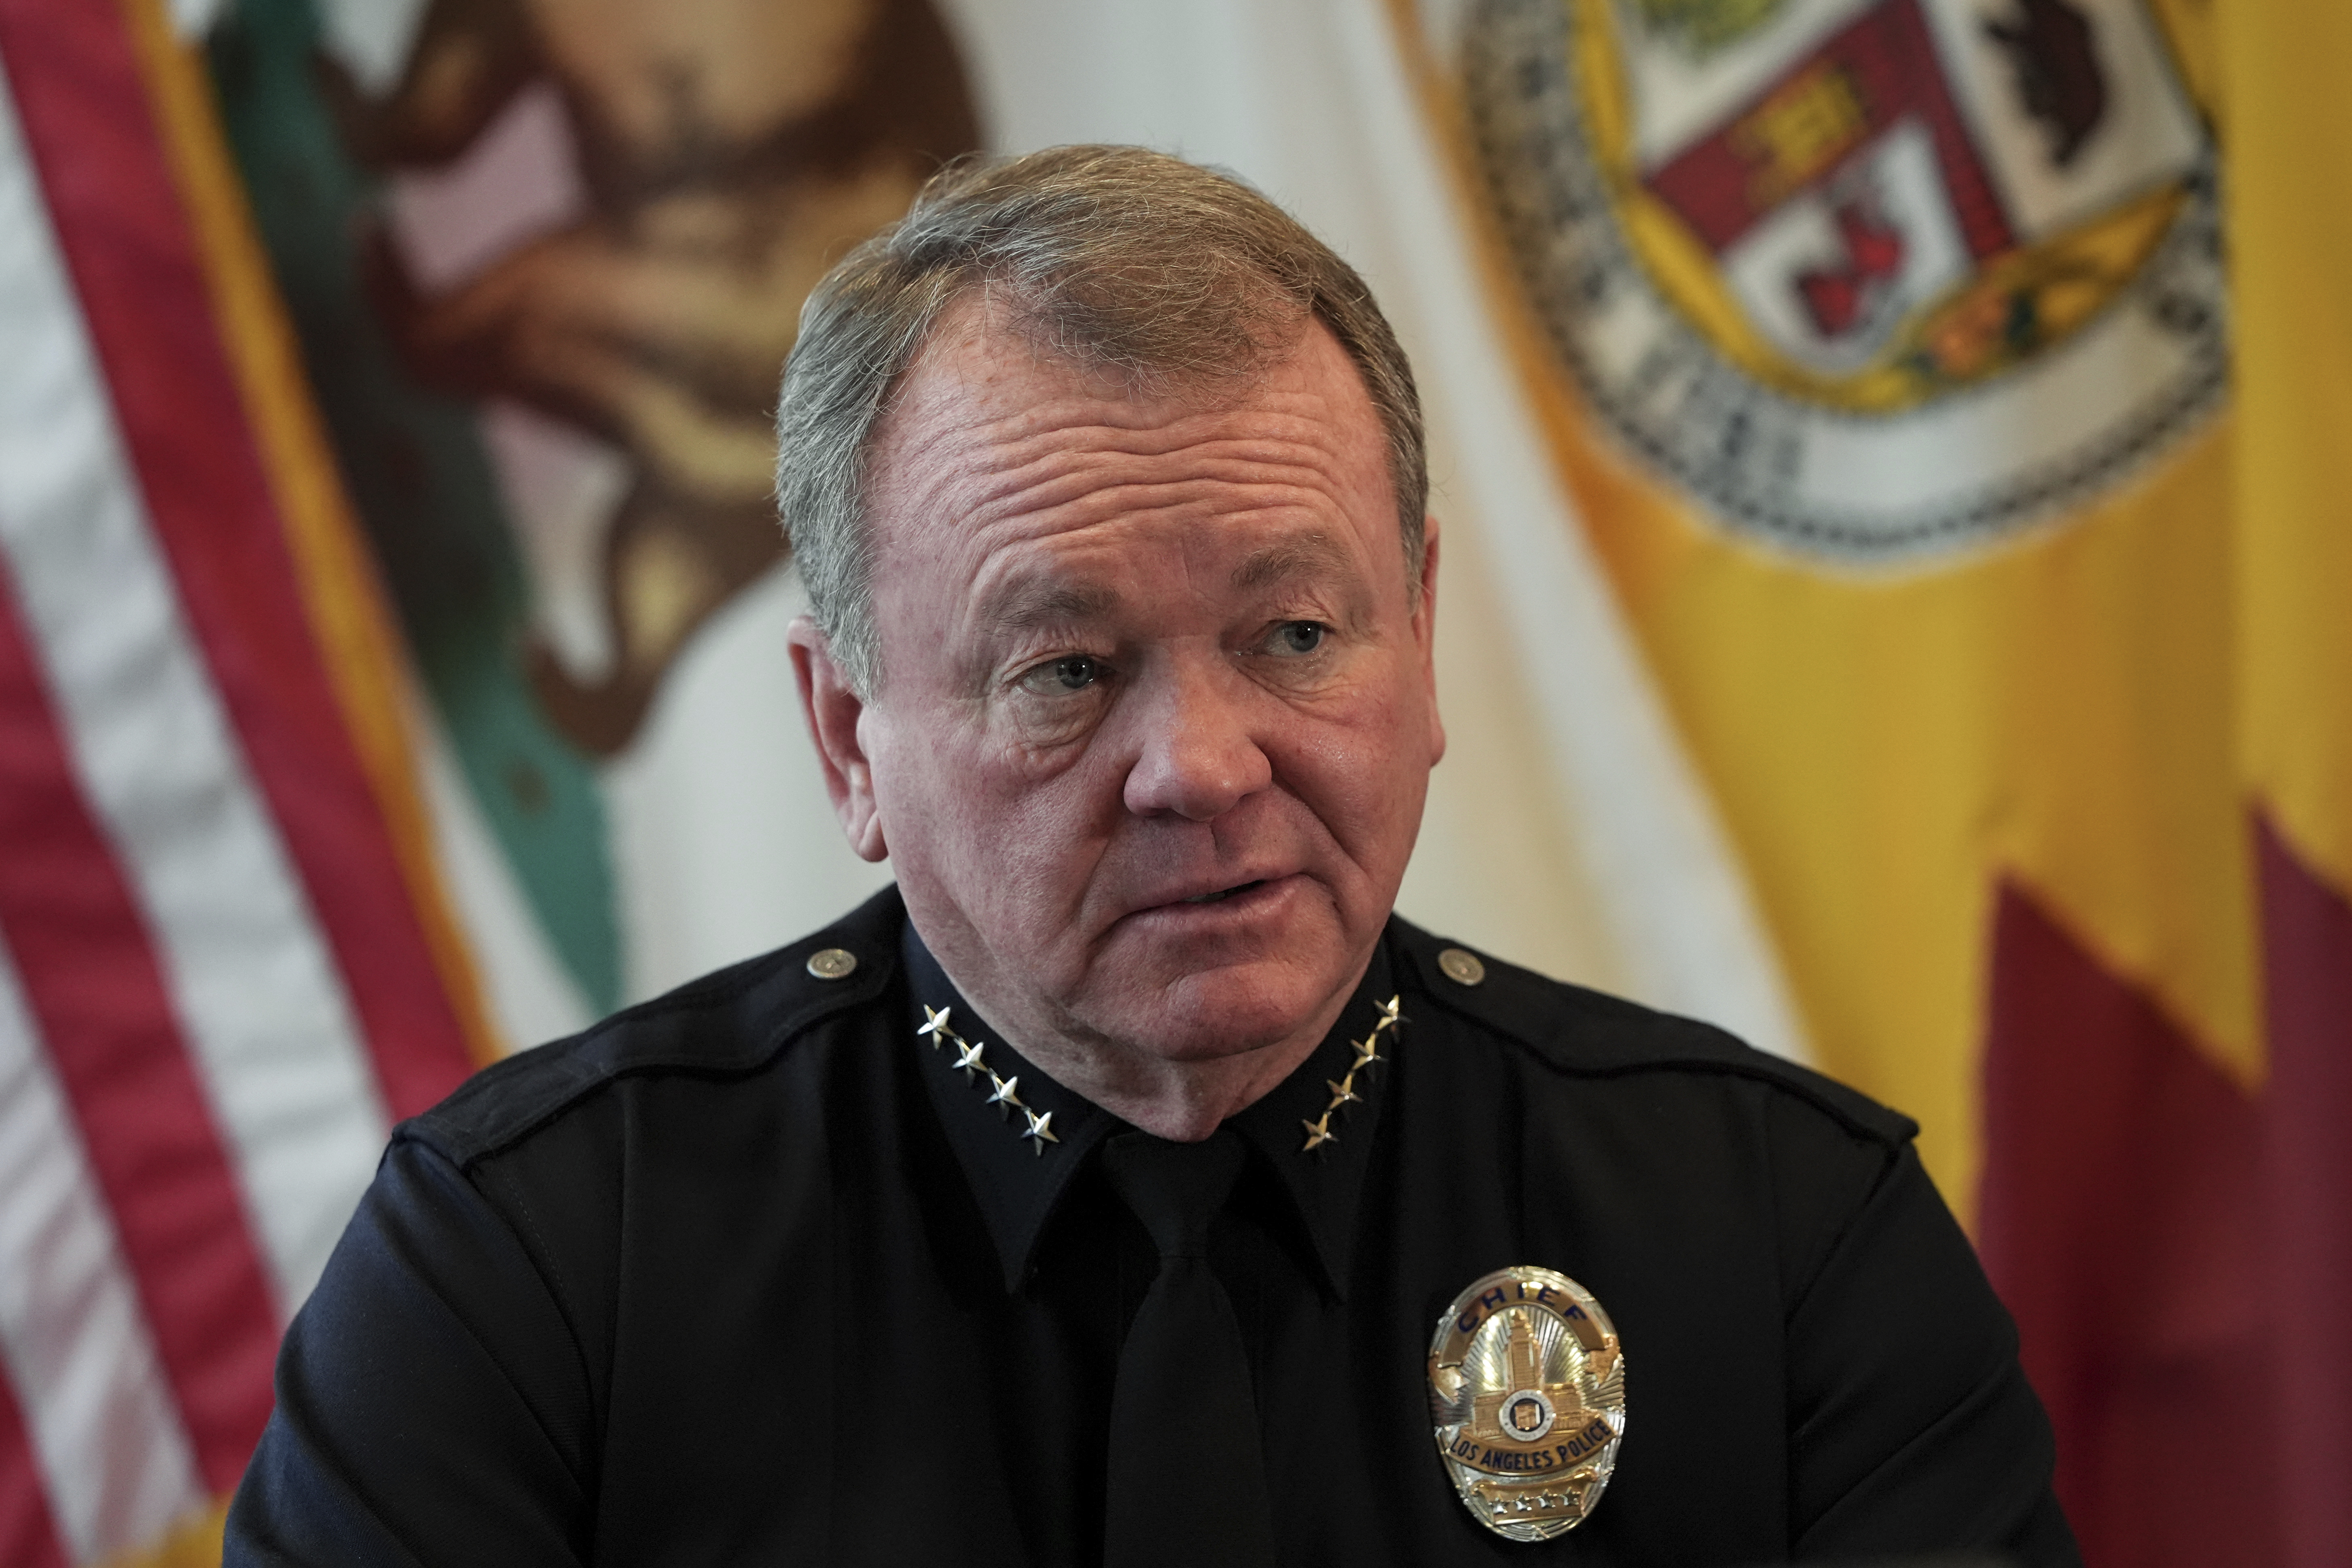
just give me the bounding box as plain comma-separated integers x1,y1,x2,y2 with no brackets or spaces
227,147,2077,1566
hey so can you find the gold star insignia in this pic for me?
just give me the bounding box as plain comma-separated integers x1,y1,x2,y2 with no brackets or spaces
1301,1111,1338,1152
1351,1035,1383,1074
984,1074,1024,1117
1375,994,1404,1031
917,1005,953,1044
1021,1108,1059,1155
953,1038,989,1082
1326,1075,1361,1107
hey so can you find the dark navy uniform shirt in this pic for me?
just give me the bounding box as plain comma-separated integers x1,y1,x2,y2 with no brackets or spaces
226,887,2076,1566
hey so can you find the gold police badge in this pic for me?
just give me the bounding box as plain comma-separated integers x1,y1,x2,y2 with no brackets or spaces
1428,1267,1626,1542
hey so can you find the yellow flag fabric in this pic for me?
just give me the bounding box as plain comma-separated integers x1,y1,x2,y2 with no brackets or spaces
2226,0,2352,890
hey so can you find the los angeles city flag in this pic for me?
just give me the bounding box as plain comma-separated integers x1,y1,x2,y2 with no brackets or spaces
0,0,489,1559
1405,0,2351,1564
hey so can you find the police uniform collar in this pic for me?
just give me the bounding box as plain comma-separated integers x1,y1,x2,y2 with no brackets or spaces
901,922,1396,1299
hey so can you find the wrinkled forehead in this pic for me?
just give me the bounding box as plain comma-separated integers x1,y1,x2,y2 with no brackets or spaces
878,294,1284,451
861,294,1391,536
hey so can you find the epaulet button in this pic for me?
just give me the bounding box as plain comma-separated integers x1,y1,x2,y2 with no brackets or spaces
1437,947,1486,986
806,947,859,980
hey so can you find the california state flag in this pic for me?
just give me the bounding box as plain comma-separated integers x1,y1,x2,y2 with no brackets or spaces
1406,1,2352,1564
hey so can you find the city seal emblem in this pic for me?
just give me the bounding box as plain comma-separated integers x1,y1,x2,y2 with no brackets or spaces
1464,0,2226,561
1428,1266,1627,1541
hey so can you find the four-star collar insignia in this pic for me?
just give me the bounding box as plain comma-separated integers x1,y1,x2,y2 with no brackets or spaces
1303,996,1402,1153
919,1007,1061,1155
1427,1267,1627,1541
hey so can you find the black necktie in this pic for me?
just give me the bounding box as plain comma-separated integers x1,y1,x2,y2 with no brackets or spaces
1099,1128,1279,1568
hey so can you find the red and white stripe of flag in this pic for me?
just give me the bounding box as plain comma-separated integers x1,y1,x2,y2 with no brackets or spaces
0,1,482,1560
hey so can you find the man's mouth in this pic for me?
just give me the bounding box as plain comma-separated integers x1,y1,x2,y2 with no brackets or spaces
1182,879,1267,905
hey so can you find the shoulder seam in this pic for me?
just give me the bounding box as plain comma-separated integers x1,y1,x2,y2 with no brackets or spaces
1469,1019,1914,1148
1387,923,1916,1148
1781,1138,1910,1324
420,974,879,1171
384,1135,599,1478
412,890,908,1168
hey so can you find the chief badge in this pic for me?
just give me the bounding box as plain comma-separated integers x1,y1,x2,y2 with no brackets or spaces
1427,1266,1626,1542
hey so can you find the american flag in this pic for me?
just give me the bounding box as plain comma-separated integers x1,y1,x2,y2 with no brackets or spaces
0,0,487,1557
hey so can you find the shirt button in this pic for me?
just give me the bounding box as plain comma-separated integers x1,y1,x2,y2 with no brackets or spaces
1437,947,1486,986
806,947,859,981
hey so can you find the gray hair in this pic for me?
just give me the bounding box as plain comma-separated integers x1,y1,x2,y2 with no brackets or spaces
774,144,1427,696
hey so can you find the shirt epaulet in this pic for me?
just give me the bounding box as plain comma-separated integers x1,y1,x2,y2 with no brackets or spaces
405,885,907,1169
1387,918,1919,1149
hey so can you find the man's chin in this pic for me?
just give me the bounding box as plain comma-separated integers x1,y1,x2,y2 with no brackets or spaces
1075,951,1363,1067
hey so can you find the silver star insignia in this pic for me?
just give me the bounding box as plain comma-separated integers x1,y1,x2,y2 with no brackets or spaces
917,1005,954,1045
984,1074,1024,1117
1301,1111,1338,1152
1021,1108,1059,1154
953,1038,989,1082
1326,1075,1361,1107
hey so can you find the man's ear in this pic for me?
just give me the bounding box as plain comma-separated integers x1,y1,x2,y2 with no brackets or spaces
788,616,889,862
1415,514,1447,768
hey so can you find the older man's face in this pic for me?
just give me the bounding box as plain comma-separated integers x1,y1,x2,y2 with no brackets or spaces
805,307,1442,1084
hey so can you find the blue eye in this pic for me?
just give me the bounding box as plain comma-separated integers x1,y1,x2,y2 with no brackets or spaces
1021,654,1103,694
1272,622,1325,656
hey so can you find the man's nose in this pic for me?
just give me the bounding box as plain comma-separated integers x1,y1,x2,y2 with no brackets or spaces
1121,661,1273,821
